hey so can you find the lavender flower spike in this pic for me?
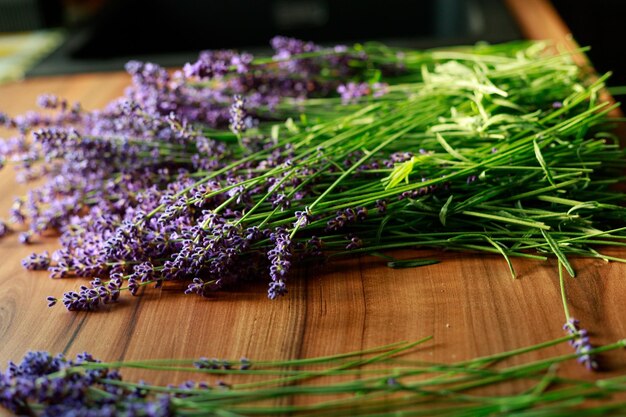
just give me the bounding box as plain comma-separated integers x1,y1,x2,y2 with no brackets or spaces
564,318,599,371
337,82,370,105
229,95,248,135
0,219,8,237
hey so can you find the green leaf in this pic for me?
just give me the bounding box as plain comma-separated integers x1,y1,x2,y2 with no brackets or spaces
533,138,556,186
436,133,470,162
439,195,454,226
384,156,416,190
376,215,392,244
387,259,440,269
483,235,516,279
541,229,576,277
462,210,551,230
285,118,300,133
369,251,396,261
270,124,280,142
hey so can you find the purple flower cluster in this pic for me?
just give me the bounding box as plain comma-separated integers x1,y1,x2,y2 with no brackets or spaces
0,350,218,416
228,95,251,135
0,220,9,237
337,82,370,105
183,49,252,79
61,276,122,311
267,228,292,299
0,36,402,311
21,251,50,270
326,207,368,231
564,318,598,371
193,357,251,371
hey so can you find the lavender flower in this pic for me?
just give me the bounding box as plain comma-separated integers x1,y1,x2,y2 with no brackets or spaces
372,82,389,98
267,228,292,299
21,251,50,270
346,235,363,250
61,276,122,311
37,94,67,111
46,296,57,307
375,199,387,214
0,37,605,316
326,207,368,231
193,357,235,370
0,350,175,416
271,36,320,74
337,82,370,105
564,318,598,371
294,208,311,228
228,95,248,135
0,220,8,237
183,49,252,79
18,232,31,244
0,111,12,127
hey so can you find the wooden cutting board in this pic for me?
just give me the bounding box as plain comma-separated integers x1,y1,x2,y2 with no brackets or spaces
0,2,625,413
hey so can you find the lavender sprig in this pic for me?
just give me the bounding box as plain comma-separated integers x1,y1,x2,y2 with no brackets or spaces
1,336,625,416
558,261,599,371
1,39,626,312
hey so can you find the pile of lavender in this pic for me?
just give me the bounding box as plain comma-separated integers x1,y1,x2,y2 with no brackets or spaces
2,336,626,416
1,38,626,311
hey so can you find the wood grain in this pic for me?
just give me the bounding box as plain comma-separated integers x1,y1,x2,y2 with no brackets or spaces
1,3,626,413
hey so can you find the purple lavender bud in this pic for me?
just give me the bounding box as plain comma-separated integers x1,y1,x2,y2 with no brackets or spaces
346,235,363,250
216,380,231,389
271,36,319,58
564,318,580,332
239,357,251,370
375,199,387,214
0,111,12,127
9,198,25,224
563,318,598,371
21,251,50,270
268,279,287,300
270,193,291,210
128,278,139,296
337,82,370,105
184,49,252,79
193,358,219,370
121,99,140,115
372,82,389,98
18,232,31,244
46,296,57,307
0,219,9,237
185,277,208,296
294,208,311,228
228,95,255,135
387,377,399,387
37,94,67,111
124,60,143,75
305,236,323,257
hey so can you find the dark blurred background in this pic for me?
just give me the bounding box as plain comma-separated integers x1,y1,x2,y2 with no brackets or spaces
551,0,626,86
0,0,625,85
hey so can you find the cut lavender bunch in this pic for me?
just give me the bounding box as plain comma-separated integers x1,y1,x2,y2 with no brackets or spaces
2,336,626,416
2,39,626,312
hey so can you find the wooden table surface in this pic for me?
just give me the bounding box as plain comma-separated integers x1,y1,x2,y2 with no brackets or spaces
1,1,626,413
